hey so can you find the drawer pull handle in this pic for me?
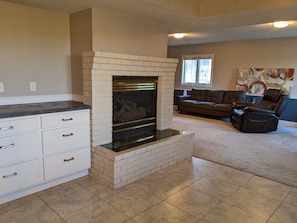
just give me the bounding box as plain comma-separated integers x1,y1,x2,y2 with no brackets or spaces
62,118,73,121
0,143,15,150
64,157,74,162
62,133,74,137
3,172,18,179
0,126,14,131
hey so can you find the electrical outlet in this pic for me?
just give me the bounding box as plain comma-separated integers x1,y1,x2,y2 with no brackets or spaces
0,82,4,92
30,82,37,92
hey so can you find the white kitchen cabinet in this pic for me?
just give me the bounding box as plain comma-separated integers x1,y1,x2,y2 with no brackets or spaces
0,116,42,196
41,110,90,181
0,160,41,195
0,132,40,167
44,148,90,181
41,110,89,129
0,108,90,204
42,124,90,155
0,117,37,136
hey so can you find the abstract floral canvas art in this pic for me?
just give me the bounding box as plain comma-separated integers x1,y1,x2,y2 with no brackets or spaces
236,68,294,96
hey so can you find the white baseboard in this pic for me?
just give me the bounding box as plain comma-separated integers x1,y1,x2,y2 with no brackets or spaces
0,94,83,105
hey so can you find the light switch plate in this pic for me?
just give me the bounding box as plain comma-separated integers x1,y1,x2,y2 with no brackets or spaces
0,82,4,92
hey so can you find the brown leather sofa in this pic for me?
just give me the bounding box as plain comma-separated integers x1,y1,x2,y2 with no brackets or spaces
177,88,246,118
231,89,288,133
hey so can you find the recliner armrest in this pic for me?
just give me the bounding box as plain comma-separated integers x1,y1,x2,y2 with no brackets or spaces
244,106,275,114
232,101,255,109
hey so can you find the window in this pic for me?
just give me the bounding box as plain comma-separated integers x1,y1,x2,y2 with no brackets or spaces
181,54,214,86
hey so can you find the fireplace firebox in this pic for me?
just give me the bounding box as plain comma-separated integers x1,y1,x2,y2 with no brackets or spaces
109,76,159,151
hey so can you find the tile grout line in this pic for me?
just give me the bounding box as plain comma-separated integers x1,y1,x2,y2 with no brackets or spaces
35,192,66,222
266,187,294,222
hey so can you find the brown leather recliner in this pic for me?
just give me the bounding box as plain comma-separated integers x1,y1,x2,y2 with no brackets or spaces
231,89,288,133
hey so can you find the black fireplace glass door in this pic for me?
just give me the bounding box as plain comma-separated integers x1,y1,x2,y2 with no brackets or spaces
113,90,156,124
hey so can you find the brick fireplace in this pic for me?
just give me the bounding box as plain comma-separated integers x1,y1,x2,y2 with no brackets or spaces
82,51,193,189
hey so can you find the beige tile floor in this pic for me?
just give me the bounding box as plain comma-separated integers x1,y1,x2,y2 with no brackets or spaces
1,157,297,223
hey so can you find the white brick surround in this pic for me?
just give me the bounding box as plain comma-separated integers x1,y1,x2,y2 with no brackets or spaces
82,51,179,146
93,132,194,189
82,51,193,189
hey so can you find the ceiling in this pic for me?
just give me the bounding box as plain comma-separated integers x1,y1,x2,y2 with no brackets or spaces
5,0,297,46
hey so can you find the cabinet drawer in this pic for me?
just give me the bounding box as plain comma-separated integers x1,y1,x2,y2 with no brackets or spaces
44,148,90,181
41,110,89,129
42,124,90,155
0,160,41,195
0,133,39,167
0,117,37,136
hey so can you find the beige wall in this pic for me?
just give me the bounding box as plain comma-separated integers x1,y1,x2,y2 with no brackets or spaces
168,37,297,99
0,2,71,97
70,9,93,96
0,2,168,99
91,7,168,57
69,7,168,95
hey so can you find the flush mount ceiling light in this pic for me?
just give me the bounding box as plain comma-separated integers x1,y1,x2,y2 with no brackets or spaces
272,21,290,28
173,33,185,38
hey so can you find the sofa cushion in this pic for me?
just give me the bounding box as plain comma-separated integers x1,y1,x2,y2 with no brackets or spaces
179,99,201,107
222,91,245,104
195,102,216,110
191,88,207,101
205,90,224,103
213,104,233,112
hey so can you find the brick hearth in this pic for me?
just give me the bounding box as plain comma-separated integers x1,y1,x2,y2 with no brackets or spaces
82,51,193,189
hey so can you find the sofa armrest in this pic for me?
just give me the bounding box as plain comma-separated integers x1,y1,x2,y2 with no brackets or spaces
178,95,191,100
177,95,191,106
244,106,276,114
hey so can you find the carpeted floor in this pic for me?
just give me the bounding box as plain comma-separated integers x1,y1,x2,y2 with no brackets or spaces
172,111,297,187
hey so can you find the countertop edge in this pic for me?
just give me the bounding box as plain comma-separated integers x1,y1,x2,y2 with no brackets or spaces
0,101,91,119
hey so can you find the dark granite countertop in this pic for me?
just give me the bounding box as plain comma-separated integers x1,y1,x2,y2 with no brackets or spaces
0,101,91,119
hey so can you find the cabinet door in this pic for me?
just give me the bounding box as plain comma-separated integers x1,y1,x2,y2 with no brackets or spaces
42,124,90,155
44,148,90,181
41,110,89,129
0,160,41,195
0,117,37,136
0,133,39,167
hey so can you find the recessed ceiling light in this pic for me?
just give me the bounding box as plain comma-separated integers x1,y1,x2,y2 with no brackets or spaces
272,21,290,28
173,33,185,38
